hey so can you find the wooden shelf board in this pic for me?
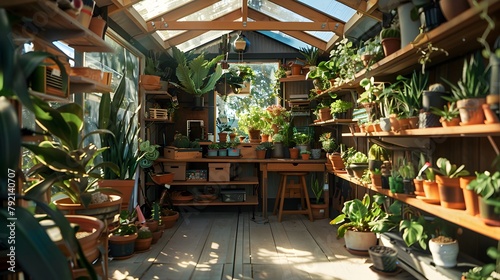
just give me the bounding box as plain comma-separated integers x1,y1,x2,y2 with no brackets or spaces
144,90,172,99
169,177,259,186
311,119,357,126
334,172,500,241
70,76,112,93
279,75,307,82
29,90,72,103
5,0,114,53
144,118,173,123
342,124,500,138
172,195,258,206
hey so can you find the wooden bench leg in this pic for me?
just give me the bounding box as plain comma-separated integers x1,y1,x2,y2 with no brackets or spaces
273,174,284,215
278,175,288,222
301,175,313,221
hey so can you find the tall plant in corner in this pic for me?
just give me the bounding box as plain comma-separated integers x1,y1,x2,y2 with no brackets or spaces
0,8,96,279
98,76,142,180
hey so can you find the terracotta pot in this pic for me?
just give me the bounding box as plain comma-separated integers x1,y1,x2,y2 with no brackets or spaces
291,64,302,75
381,38,401,57
261,134,270,143
361,54,373,67
301,153,310,160
289,148,299,159
134,237,152,252
218,132,227,142
161,210,179,229
329,153,345,170
88,16,107,38
457,98,486,125
398,117,410,130
371,174,382,188
350,163,368,178
256,149,267,159
151,230,162,244
483,103,500,124
440,117,460,127
413,179,425,196
460,176,479,216
436,175,465,209
248,129,261,143
53,195,122,224
239,136,246,143
145,219,158,232
408,116,419,129
389,114,400,132
440,0,470,21
310,203,327,220
150,172,174,185
319,107,332,121
98,179,134,211
423,180,440,201
57,215,104,263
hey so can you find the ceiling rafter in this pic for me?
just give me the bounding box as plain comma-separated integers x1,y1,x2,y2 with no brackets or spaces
336,0,382,21
248,9,327,50
148,0,220,22
165,10,241,47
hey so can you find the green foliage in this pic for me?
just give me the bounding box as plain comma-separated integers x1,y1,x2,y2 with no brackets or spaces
394,71,429,117
468,170,500,201
208,143,219,150
398,158,415,180
358,77,383,104
152,202,161,221
237,106,267,131
330,194,398,238
98,77,141,180
436,157,470,178
462,247,500,280
430,102,460,121
173,133,200,148
330,99,353,114
348,151,368,165
442,52,490,101
292,127,312,145
171,46,224,96
299,46,321,66
137,226,152,239
380,27,401,39
319,132,337,153
368,144,390,161
311,179,323,204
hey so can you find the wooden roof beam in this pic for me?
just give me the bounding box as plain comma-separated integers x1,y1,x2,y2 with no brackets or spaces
149,0,220,22
282,30,327,51
337,0,382,21
148,20,342,32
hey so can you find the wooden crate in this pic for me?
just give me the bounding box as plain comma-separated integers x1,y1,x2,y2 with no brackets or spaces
149,108,168,119
239,143,258,159
165,163,187,181
164,147,202,159
209,163,230,182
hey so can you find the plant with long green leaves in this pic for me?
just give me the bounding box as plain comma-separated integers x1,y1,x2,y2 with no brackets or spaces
311,179,323,204
435,157,470,178
330,194,400,238
394,71,429,117
430,102,460,121
171,45,224,96
0,8,94,279
442,52,490,101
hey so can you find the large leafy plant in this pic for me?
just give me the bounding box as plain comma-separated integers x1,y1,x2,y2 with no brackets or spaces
0,8,95,279
330,194,399,238
394,71,429,117
171,45,224,96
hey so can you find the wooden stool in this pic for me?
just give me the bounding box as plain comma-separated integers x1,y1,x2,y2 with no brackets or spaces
273,172,313,222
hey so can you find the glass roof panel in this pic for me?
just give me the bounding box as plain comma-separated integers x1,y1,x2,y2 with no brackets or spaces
177,30,233,52
177,0,241,21
298,0,356,22
258,31,308,50
249,0,311,23
133,0,194,21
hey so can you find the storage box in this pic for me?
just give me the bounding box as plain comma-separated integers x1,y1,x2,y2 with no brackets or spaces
30,66,69,98
220,188,246,202
239,143,258,159
186,170,207,181
164,146,202,159
209,163,230,182
165,163,186,181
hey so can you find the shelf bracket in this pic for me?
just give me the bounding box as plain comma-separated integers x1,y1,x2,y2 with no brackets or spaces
487,136,499,156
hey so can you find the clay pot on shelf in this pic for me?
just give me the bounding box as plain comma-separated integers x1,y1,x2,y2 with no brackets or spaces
439,0,470,21
423,180,440,201
478,196,500,226
413,178,425,196
460,176,480,216
483,103,500,124
436,175,465,209
381,38,401,57
440,117,461,127
457,98,486,125
289,148,299,159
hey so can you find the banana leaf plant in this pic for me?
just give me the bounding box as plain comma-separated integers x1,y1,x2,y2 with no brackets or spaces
170,45,224,96
0,8,95,279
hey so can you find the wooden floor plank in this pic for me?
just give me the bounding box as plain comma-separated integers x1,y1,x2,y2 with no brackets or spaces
248,215,279,264
191,263,224,280
198,212,238,265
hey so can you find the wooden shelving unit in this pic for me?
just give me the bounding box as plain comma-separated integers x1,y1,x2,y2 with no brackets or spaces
333,172,500,241
70,76,113,93
279,75,307,82
4,0,114,53
311,118,357,127
172,195,259,207
169,177,258,186
342,124,500,138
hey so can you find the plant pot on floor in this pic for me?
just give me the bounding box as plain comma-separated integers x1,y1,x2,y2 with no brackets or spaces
134,237,152,252
161,209,180,229
98,179,134,211
310,203,328,220
344,230,378,252
53,195,122,224
369,245,398,272
108,233,137,259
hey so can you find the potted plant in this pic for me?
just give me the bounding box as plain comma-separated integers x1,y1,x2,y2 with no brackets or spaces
430,102,461,127
358,37,383,68
380,25,401,57
255,143,268,159
462,246,500,279
300,150,311,160
271,133,284,158
368,144,390,171
468,167,500,226
216,66,244,95
0,11,99,278
218,142,228,157
330,194,398,251
299,46,321,67
310,179,327,219
435,157,470,209
330,99,353,119
292,127,312,152
420,83,448,128
398,158,416,194
378,88,396,132
170,46,224,107
348,151,369,178
109,210,138,259
368,245,399,273
237,106,266,143
359,77,383,122
150,202,164,244
134,226,153,252
394,71,429,128
227,140,240,157
207,143,219,157
442,52,489,125
370,169,383,188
